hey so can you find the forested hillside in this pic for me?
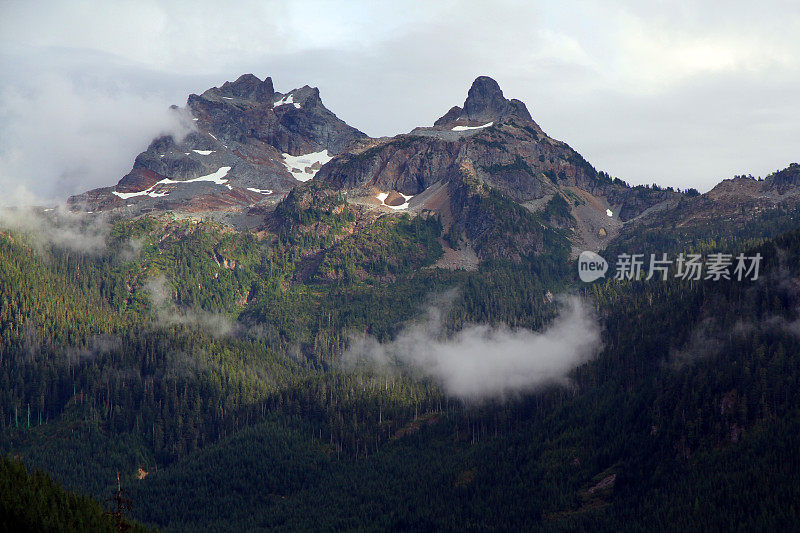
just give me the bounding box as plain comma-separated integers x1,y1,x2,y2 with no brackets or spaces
0,454,148,532
2,173,800,530
127,227,800,530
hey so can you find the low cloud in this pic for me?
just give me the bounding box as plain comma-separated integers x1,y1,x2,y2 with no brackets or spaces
668,317,724,368
0,205,111,254
345,294,601,401
670,311,800,369
0,73,194,205
144,275,234,336
63,334,120,366
764,315,800,339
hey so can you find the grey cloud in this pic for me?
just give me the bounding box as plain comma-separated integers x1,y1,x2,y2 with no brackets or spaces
345,295,602,401
0,205,111,254
0,72,194,204
668,318,725,369
144,275,234,336
2,0,800,199
763,315,800,339
63,334,120,366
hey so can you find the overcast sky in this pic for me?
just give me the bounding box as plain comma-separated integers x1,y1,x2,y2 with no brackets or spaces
1,0,799,202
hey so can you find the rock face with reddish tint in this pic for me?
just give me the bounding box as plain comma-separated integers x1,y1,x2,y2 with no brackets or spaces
608,161,800,254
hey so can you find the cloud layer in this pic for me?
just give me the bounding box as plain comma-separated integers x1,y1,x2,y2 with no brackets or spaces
0,74,193,204
2,0,799,200
144,275,235,336
346,295,601,401
0,206,111,253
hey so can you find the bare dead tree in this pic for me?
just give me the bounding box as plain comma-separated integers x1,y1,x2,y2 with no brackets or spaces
104,472,132,533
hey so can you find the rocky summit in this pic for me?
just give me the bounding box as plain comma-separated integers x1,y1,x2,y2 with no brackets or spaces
434,75,534,126
69,74,365,215
315,75,677,255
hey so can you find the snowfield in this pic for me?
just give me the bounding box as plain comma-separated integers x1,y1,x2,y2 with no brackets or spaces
112,167,232,200
273,94,301,109
279,150,332,181
193,150,215,155
452,122,493,131
376,192,414,210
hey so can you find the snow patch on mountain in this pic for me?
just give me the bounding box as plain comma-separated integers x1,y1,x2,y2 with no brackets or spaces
273,94,301,109
451,122,493,131
112,167,232,200
279,150,332,182
376,192,414,210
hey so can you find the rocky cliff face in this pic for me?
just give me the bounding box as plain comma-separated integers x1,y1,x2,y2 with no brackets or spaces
605,162,800,257
68,73,675,242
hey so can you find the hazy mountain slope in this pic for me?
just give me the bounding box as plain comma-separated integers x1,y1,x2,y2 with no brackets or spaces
3,196,800,530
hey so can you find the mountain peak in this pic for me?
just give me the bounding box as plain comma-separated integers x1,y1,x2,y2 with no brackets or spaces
463,76,506,119
216,74,275,102
435,76,533,126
